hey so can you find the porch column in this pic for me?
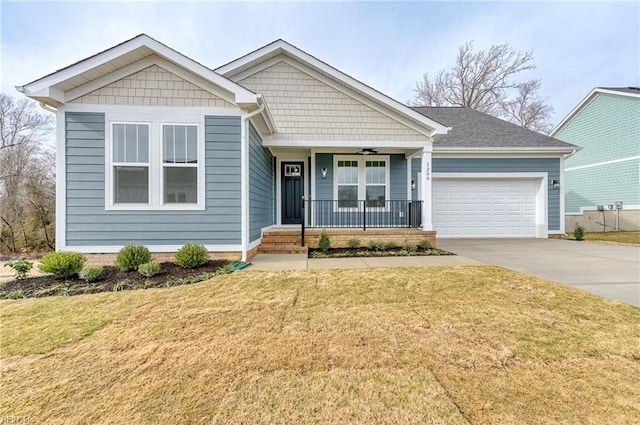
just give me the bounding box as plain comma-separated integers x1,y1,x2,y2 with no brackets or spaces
420,147,433,231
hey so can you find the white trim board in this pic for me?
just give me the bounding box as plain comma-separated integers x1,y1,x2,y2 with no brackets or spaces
565,155,640,171
62,245,242,254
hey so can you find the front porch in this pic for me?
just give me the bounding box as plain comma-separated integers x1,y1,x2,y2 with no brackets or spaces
256,227,437,255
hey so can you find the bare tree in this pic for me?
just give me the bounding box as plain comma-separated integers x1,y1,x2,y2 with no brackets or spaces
412,41,553,133
501,80,554,133
0,93,55,253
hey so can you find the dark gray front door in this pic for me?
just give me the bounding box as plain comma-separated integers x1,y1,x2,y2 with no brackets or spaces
281,162,304,224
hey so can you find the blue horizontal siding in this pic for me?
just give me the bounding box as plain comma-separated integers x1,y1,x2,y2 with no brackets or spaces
65,112,242,247
248,122,274,242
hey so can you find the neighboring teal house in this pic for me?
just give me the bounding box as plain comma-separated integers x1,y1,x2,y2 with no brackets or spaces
551,87,640,231
16,35,577,261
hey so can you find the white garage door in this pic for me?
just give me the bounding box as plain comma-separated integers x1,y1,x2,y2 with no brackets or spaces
433,179,538,237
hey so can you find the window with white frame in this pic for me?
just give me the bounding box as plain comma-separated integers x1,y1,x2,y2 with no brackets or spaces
108,116,204,210
112,123,150,204
334,156,389,209
337,160,359,208
163,125,198,204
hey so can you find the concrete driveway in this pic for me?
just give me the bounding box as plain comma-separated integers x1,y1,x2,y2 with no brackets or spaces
438,238,640,307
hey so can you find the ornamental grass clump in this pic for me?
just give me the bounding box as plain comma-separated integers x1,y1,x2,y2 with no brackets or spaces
38,252,86,279
174,243,209,269
116,244,152,271
574,224,585,241
79,266,103,283
138,261,161,277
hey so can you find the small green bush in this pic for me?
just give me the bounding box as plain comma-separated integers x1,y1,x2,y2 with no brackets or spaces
418,239,432,251
174,243,209,269
318,230,331,252
574,223,585,241
369,240,383,251
38,251,86,279
347,238,360,249
116,244,152,271
4,259,33,280
382,241,397,251
403,241,417,253
138,261,161,277
79,266,103,282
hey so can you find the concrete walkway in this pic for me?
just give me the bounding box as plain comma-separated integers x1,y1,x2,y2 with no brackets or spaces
438,238,640,307
248,253,484,271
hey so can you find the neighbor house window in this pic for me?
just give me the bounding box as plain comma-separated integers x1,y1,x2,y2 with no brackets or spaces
112,123,149,204
333,156,389,210
163,125,198,204
107,115,204,211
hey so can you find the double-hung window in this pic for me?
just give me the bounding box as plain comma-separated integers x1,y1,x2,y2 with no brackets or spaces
163,125,198,204
333,155,389,210
107,115,204,210
112,123,150,204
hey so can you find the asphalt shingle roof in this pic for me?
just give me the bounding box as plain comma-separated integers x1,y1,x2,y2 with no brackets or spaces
412,106,577,149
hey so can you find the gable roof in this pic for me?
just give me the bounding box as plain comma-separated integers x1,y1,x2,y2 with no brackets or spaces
413,107,578,152
16,34,259,107
550,87,640,136
216,39,450,138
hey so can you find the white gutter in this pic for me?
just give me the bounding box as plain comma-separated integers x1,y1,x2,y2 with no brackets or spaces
39,102,58,114
240,97,266,262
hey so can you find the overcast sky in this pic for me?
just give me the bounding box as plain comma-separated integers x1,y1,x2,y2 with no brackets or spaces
1,1,638,126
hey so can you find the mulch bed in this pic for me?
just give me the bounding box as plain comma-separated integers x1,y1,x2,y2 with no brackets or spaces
1,260,229,299
308,247,454,258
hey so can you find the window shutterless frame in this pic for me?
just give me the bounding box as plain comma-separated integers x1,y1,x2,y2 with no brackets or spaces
105,114,205,211
109,121,151,207
332,155,390,212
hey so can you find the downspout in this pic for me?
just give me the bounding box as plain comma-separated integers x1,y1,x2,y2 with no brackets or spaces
560,148,579,236
240,96,266,262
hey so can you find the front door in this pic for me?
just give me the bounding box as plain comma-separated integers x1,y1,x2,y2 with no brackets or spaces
281,162,304,224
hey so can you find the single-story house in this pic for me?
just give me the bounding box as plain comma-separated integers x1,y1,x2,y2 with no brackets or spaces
17,34,578,261
550,87,640,231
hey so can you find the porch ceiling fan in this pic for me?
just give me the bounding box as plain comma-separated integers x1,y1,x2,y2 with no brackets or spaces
355,148,378,155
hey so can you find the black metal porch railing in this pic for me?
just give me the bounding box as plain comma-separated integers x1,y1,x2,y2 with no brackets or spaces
305,200,422,230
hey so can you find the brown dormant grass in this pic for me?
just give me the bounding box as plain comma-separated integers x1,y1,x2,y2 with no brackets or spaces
1,266,639,424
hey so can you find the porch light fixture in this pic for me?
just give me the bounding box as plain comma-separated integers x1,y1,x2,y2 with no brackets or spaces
411,180,416,190
551,179,560,190
321,168,328,179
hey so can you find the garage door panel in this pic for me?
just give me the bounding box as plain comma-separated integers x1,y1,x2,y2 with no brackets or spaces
433,178,538,237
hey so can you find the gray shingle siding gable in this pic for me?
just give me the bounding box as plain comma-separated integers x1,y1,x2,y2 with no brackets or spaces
65,112,242,247
248,122,274,242
411,157,561,231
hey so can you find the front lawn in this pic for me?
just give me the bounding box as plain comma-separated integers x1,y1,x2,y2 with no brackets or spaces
1,267,638,424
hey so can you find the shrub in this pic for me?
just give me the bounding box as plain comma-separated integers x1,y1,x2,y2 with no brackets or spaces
574,223,585,241
347,238,360,249
4,259,33,280
174,243,209,269
403,241,417,253
382,241,397,251
418,239,432,251
368,240,383,251
138,261,161,277
116,244,152,271
38,251,86,279
318,230,331,252
79,266,103,282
